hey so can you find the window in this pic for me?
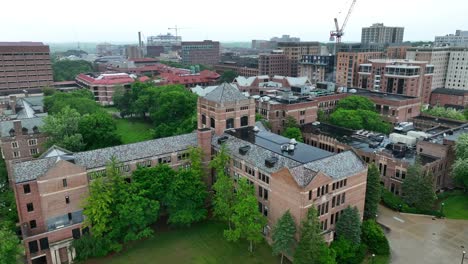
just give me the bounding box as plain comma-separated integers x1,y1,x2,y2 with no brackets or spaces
137,160,152,167
177,152,189,161
158,156,171,164
68,213,72,221
210,117,215,128
240,116,249,126
39,237,49,250
240,106,249,111
30,148,38,155
11,141,18,148
331,214,335,225
23,184,31,194
72,228,81,239
28,241,39,254
332,196,336,208
28,139,37,146
201,114,206,125
258,186,263,197
27,203,34,212
30,220,37,229
300,110,306,115
65,196,70,204
308,190,312,200
226,118,234,129
263,189,268,200
13,151,20,158
341,192,346,204
62,179,67,188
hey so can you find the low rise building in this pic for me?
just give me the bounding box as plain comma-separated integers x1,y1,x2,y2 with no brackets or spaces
430,88,468,108
75,73,135,105
258,51,291,77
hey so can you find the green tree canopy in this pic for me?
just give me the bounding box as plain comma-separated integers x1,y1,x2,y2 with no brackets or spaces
42,106,85,152
282,127,304,142
337,95,375,111
364,164,381,220
452,133,468,190
272,210,297,264
44,89,101,115
52,60,94,81
330,237,367,264
402,160,436,210
361,220,390,255
294,207,336,264
211,145,235,228
0,226,21,264
335,206,361,245
79,112,121,150
220,70,237,83
132,164,175,204
224,178,267,252
285,115,299,129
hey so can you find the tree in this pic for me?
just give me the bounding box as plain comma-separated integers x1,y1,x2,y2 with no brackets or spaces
364,164,381,220
220,70,237,83
361,220,390,255
272,210,297,264
79,112,121,150
44,89,101,115
211,145,235,228
224,178,267,252
52,60,94,81
335,206,361,245
329,109,363,130
282,127,303,142
165,168,207,227
402,160,436,210
294,207,336,264
42,106,85,152
0,226,21,264
285,115,299,129
337,95,374,111
132,164,175,205
453,134,468,190
330,237,367,264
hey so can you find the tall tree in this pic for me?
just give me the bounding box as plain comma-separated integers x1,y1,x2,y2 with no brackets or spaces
52,60,94,81
452,134,468,190
285,115,299,129
335,206,361,245
364,164,381,220
272,210,297,264
402,160,436,210
42,106,85,152
336,95,375,111
0,226,21,264
79,112,121,150
294,207,336,264
44,89,101,115
220,70,237,83
224,178,267,252
132,164,175,205
361,220,390,255
282,127,304,142
210,145,235,228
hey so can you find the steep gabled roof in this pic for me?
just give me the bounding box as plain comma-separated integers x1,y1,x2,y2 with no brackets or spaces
203,83,249,103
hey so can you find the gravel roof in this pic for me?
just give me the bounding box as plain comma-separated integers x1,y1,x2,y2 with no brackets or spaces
203,83,249,103
12,133,198,183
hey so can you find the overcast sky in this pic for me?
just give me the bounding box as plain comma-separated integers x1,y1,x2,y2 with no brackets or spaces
1,0,466,43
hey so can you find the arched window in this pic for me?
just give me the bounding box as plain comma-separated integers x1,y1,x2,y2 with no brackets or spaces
241,116,248,127
226,118,234,129
210,117,216,128
201,114,206,125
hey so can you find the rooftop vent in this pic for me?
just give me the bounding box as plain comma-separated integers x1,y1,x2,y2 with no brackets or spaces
265,157,278,168
239,145,251,155
217,136,229,145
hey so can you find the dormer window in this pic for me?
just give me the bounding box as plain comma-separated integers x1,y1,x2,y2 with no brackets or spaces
9,129,15,137
32,126,39,134
22,127,28,135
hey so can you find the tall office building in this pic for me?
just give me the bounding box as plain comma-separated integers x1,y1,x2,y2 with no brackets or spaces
435,30,468,47
406,47,451,90
258,50,291,77
361,23,404,45
0,42,53,95
181,40,220,66
277,42,321,77
445,47,468,90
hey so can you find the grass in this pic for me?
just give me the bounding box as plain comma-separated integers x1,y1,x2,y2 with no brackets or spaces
86,221,281,264
438,190,468,220
362,254,390,264
114,118,154,144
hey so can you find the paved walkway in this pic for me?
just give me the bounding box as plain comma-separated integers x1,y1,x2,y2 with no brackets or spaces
377,205,468,264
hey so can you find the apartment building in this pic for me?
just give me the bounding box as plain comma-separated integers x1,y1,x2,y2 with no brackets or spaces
12,83,368,263
336,51,383,87
277,42,321,77
361,23,404,45
232,75,312,96
0,42,53,95
406,47,451,90
357,59,434,103
258,51,291,77
445,47,468,90
181,40,220,66
385,46,411,60
435,30,468,47
299,55,335,83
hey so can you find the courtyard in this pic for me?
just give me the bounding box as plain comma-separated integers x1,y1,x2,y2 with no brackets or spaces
377,205,468,264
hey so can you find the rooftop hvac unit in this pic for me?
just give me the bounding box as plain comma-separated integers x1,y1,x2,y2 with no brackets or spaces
265,157,278,168
217,136,228,145
239,145,251,155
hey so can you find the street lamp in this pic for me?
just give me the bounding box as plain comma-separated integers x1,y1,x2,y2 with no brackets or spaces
372,254,375,264
462,251,466,264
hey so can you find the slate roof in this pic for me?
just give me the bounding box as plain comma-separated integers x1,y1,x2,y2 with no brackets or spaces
12,133,198,183
203,83,249,103
303,150,366,180
0,117,44,137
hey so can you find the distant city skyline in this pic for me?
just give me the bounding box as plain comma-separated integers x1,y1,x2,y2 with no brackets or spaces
1,0,466,43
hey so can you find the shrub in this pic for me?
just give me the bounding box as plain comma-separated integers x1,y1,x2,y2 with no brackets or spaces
361,220,390,256
71,234,113,261
381,187,444,218
331,237,367,264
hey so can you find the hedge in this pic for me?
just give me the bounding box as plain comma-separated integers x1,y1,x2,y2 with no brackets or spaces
380,187,444,218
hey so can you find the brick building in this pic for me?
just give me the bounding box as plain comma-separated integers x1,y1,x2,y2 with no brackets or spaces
299,55,335,83
277,42,321,77
385,45,410,60
336,51,383,87
181,40,220,66
357,59,434,103
11,83,368,263
406,47,451,90
75,73,136,105
430,88,468,108
258,51,291,77
213,63,259,77
0,42,53,95
233,75,312,96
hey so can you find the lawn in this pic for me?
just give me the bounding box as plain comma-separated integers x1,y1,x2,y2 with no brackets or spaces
438,190,468,220
86,221,281,264
114,118,154,144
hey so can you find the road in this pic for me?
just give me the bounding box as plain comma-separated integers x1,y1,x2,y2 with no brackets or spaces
377,205,468,264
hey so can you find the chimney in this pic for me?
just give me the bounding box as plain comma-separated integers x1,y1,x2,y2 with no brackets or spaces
9,96,16,114
197,128,213,185
13,120,22,136
138,32,142,48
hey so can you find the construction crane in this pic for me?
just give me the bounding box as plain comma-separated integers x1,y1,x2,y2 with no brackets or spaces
168,25,187,39
330,0,357,45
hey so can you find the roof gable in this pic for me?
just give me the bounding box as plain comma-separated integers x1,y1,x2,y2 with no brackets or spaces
203,83,249,103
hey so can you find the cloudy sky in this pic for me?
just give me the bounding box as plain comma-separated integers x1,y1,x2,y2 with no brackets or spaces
1,0,466,43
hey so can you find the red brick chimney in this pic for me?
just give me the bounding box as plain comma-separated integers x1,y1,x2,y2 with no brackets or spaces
13,120,22,136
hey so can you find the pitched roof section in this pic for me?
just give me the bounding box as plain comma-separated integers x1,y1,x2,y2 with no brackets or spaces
0,117,44,137
203,83,249,103
303,150,366,180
